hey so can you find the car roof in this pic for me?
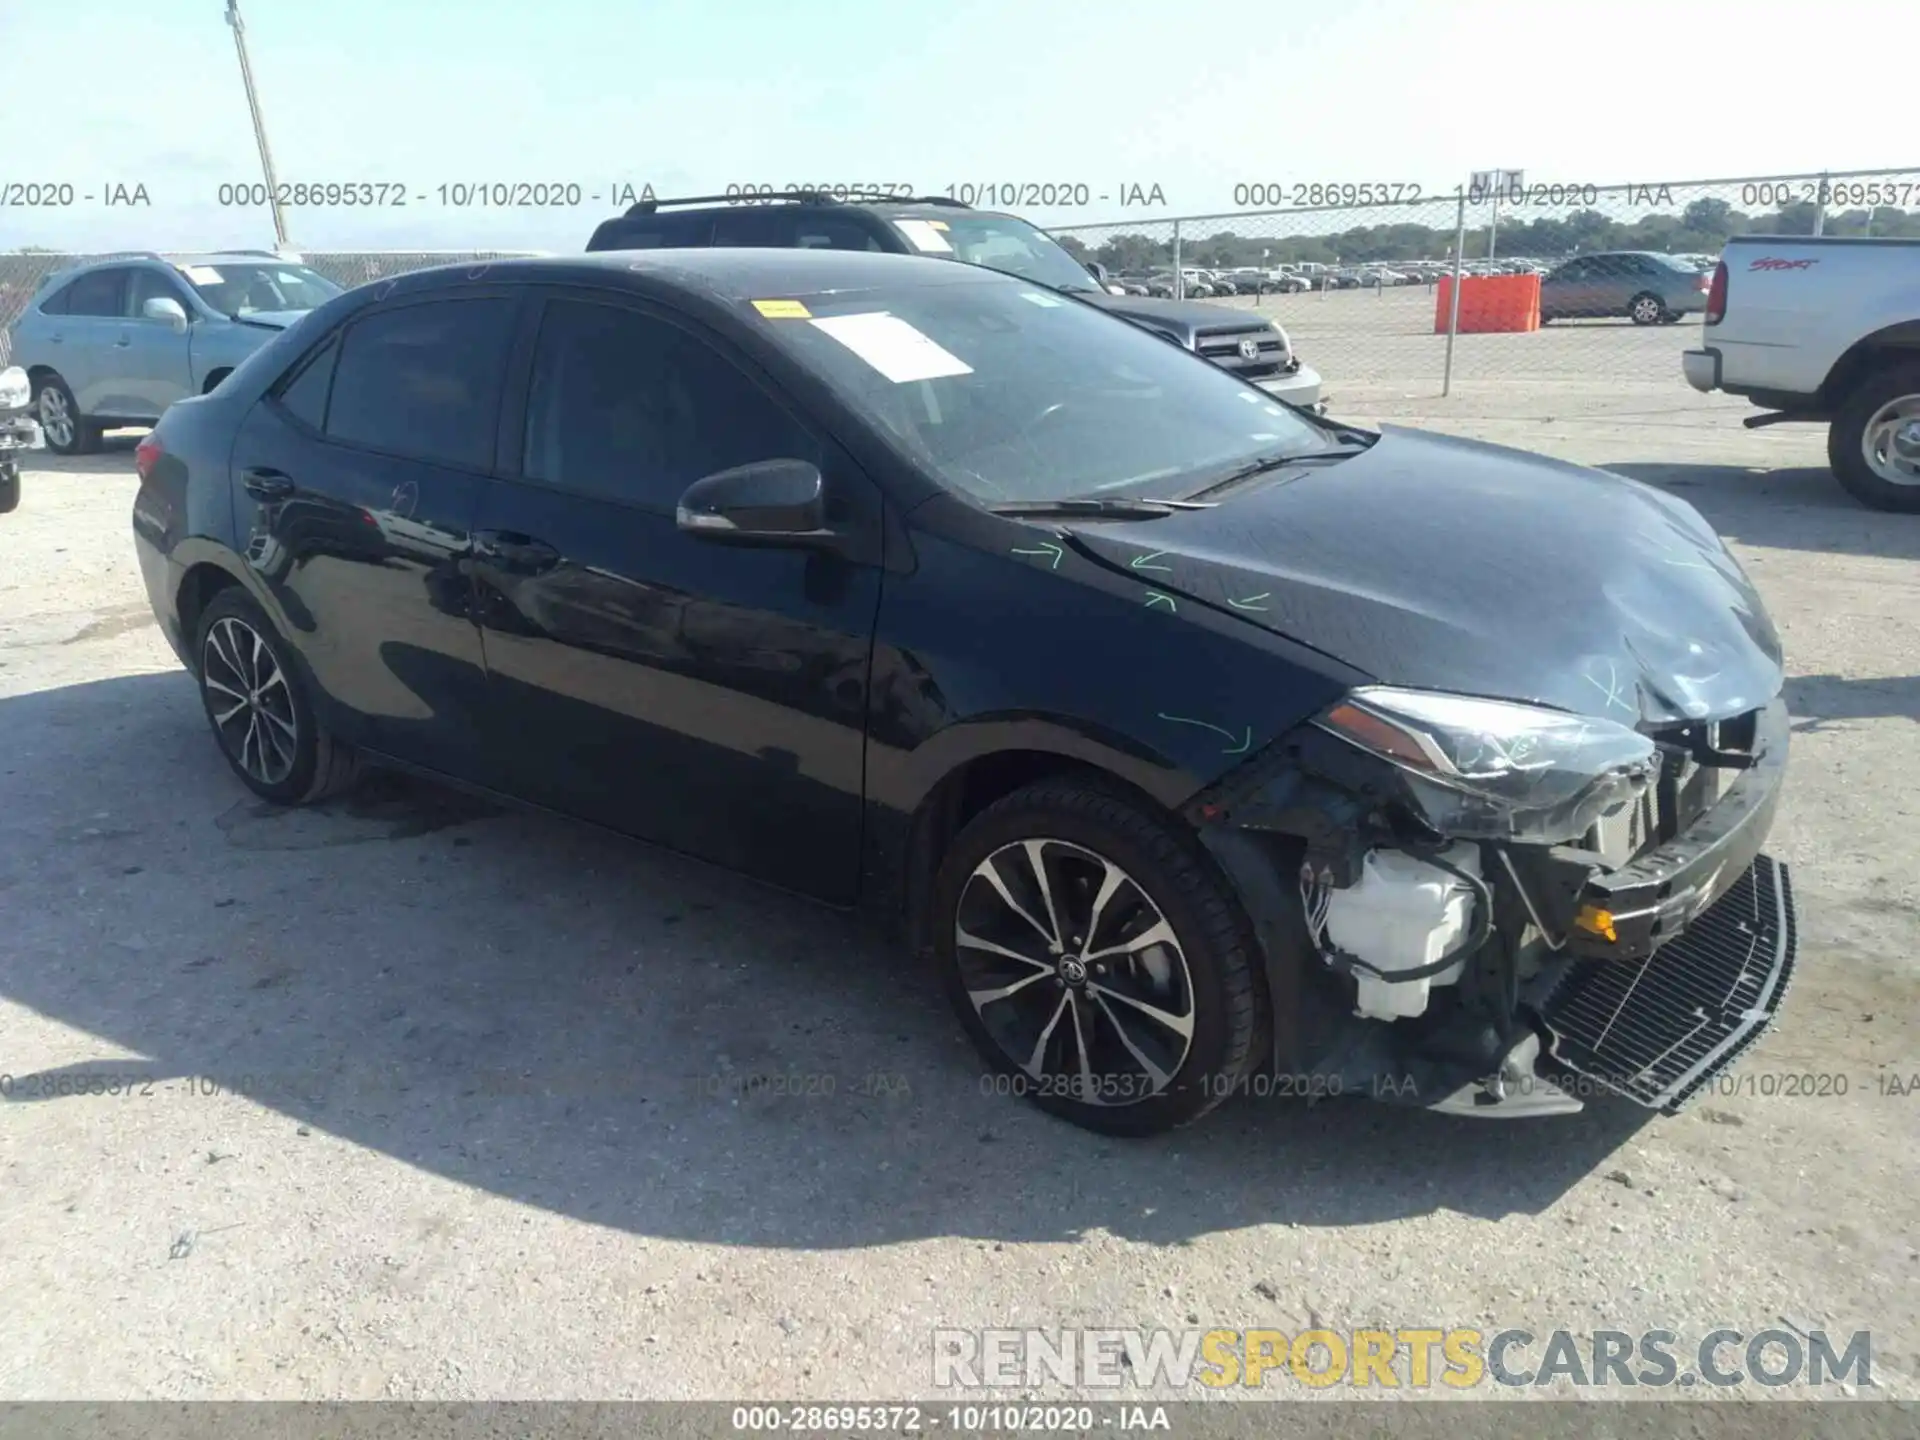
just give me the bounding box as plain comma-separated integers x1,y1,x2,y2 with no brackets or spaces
408,246,1006,302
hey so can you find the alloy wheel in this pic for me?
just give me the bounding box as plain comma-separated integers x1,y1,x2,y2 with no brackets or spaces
954,837,1195,1106
202,615,298,785
1861,394,1920,488
1631,295,1663,324
37,387,74,450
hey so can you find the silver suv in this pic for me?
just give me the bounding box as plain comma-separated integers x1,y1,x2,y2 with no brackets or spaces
6,251,342,454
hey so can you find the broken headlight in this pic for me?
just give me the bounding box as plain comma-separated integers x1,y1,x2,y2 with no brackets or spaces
1315,686,1657,845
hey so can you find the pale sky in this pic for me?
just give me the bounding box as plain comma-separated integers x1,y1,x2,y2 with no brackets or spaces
5,0,1912,253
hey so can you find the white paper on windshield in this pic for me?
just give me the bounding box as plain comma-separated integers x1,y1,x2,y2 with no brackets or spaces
809,312,974,384
1019,290,1065,307
894,219,953,253
180,265,223,284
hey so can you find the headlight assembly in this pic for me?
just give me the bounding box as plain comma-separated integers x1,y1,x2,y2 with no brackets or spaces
1316,686,1657,845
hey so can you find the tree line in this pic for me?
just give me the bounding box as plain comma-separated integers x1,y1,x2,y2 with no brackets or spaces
1054,197,1920,270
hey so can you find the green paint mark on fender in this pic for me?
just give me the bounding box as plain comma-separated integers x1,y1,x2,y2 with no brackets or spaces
1227,592,1272,612
1129,551,1173,573
1157,713,1253,755
1144,591,1177,611
1011,541,1065,569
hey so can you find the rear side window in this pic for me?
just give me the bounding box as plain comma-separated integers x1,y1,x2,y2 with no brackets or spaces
273,335,340,430
57,268,130,317
587,212,715,250
793,216,885,251
323,298,515,469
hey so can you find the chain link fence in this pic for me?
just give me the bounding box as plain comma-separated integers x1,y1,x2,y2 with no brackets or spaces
0,251,546,364
1049,166,1920,411
5,166,1916,406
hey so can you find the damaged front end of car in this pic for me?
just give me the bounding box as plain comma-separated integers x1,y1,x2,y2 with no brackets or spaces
1188,686,1795,1118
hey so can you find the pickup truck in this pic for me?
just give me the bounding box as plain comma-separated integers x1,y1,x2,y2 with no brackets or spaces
1683,235,1920,511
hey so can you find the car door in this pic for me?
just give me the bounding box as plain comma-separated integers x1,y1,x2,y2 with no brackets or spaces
226,290,521,780
466,289,883,903
43,267,131,413
1542,257,1593,317
120,266,197,417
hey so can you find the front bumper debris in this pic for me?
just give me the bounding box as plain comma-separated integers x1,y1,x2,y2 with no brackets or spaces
1540,854,1794,1113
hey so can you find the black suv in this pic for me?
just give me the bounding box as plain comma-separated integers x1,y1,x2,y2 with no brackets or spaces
585,193,1325,411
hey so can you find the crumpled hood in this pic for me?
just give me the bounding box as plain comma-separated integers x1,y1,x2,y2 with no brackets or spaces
1064,426,1783,728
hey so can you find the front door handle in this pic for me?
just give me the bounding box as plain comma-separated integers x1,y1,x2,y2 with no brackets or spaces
242,466,294,500
472,529,561,572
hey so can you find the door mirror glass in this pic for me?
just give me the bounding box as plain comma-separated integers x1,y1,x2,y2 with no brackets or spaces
676,459,829,544
143,295,189,331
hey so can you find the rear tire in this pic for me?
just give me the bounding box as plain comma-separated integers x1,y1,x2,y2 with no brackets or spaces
33,375,99,456
0,461,18,515
194,588,361,804
1628,292,1666,326
931,777,1265,1137
1828,361,1920,513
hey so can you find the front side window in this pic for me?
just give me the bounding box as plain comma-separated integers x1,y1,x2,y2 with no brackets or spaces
521,298,818,510
324,298,516,469
890,214,1103,294
176,262,342,317
747,271,1333,504
128,268,191,319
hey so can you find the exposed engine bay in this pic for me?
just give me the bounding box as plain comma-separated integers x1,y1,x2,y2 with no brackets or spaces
1190,688,1797,1118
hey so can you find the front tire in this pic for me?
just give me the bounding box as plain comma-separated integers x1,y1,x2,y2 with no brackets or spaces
194,588,360,804
0,461,18,514
1828,361,1920,513
932,778,1265,1136
33,375,98,456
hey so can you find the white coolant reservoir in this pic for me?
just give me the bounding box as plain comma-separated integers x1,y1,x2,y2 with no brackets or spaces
1322,844,1481,1021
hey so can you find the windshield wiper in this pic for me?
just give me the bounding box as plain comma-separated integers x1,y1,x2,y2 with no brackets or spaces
989,496,1216,519
1182,442,1372,501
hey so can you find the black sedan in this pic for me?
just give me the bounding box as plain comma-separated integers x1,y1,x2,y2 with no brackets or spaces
132,249,1796,1135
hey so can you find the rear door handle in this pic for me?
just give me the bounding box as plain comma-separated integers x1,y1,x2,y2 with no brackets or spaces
242,466,294,500
472,529,561,571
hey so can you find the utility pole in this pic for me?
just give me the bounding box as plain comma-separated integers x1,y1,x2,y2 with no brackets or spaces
225,0,290,249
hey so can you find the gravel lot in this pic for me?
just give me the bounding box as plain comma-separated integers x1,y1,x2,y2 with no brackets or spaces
2,336,1918,1407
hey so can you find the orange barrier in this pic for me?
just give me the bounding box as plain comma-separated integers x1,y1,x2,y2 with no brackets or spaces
1433,273,1541,333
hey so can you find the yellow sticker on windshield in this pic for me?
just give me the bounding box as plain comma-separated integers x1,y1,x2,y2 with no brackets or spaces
752,299,812,319
927,220,950,230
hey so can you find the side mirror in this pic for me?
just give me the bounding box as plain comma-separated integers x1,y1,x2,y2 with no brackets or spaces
1085,260,1109,283
675,458,833,546
143,296,189,332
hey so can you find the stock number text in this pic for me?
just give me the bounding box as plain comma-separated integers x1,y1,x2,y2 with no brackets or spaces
1234,181,1423,208
215,181,658,209
725,182,913,204
1743,180,1918,208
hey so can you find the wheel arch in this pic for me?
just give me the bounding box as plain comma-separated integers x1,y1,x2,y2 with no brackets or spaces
202,367,235,394
172,557,247,675
893,738,1186,966
1818,320,1920,407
